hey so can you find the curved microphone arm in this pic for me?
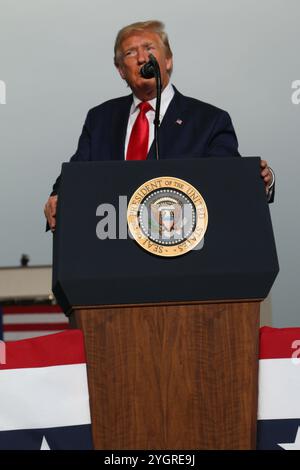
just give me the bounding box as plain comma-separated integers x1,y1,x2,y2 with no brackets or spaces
140,54,162,160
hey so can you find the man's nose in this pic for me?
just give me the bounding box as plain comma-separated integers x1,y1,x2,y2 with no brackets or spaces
136,48,148,64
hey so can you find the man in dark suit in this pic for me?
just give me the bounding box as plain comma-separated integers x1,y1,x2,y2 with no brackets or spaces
44,20,274,231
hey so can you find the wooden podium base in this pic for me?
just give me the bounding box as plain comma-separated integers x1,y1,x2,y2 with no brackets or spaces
70,300,260,450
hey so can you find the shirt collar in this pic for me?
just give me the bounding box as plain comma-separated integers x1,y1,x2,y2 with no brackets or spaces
131,82,175,118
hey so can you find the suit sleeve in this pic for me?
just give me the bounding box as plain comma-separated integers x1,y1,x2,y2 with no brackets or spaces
206,110,240,157
206,110,275,203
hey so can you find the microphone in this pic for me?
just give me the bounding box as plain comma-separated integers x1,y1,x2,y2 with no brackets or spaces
140,55,156,79
140,54,162,161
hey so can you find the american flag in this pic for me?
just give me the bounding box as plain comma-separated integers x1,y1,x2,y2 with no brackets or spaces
0,305,3,341
257,326,300,450
1,304,69,341
0,330,93,449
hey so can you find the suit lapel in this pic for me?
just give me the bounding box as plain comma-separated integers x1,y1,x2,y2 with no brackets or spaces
111,88,187,161
147,87,187,160
111,94,133,160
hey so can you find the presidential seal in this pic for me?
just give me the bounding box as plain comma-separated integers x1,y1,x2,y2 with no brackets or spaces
127,177,208,257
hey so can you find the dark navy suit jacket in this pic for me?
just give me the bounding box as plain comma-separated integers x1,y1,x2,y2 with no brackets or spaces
51,87,240,194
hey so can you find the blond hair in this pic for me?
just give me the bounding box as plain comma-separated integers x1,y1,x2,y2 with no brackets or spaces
114,20,173,72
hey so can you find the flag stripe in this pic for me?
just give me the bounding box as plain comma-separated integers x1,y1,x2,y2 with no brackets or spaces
3,331,67,341
0,364,91,431
4,323,70,332
1,305,69,341
0,425,93,450
3,314,68,324
260,326,300,359
0,330,86,369
0,306,3,341
2,305,63,314
258,358,300,420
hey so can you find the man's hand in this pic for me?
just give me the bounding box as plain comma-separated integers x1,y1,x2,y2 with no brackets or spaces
44,195,58,232
260,160,274,194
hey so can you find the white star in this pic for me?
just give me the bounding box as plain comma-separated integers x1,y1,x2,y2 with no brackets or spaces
278,426,300,450
40,436,50,450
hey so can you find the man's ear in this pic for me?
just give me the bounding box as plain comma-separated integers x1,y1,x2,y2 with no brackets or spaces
166,56,173,74
117,65,126,80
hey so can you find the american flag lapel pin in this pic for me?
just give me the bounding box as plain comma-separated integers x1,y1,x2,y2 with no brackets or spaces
175,118,183,125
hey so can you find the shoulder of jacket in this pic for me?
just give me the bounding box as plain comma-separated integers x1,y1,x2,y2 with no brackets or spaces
87,94,132,117
174,88,229,117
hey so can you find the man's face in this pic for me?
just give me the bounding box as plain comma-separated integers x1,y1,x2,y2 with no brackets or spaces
117,31,173,100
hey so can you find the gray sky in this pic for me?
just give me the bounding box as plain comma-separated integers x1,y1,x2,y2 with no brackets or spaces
0,0,299,326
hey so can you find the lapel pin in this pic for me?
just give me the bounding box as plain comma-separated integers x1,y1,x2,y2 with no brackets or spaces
175,119,183,125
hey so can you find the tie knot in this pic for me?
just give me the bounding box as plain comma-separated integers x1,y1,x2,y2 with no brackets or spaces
139,101,152,114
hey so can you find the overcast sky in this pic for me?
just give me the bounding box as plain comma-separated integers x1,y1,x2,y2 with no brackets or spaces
0,0,299,326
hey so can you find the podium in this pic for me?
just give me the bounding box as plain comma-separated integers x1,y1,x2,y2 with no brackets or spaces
53,157,279,449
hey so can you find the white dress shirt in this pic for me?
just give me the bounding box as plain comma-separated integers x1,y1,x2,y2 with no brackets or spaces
124,82,175,159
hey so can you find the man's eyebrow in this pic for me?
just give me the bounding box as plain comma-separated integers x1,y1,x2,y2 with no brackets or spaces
122,41,157,53
142,41,155,46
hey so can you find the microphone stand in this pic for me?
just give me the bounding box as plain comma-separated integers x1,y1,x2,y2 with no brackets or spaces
140,54,162,160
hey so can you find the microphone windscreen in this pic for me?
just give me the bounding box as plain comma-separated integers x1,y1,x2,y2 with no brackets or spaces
140,62,155,79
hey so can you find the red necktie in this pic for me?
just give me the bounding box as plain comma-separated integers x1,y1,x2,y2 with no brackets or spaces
126,102,152,161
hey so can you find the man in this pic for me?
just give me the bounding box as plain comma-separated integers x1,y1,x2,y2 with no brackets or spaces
44,20,274,231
